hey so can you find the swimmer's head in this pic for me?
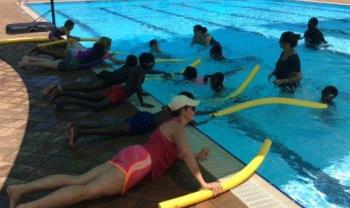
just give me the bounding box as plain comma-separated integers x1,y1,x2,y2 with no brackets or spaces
149,39,159,51
125,55,138,67
99,37,112,50
308,17,319,29
193,24,202,35
210,72,224,92
64,20,75,31
200,26,208,34
279,31,301,49
210,44,224,60
321,85,338,104
183,66,198,81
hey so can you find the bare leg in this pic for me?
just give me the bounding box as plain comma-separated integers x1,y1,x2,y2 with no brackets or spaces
16,165,125,208
61,78,106,92
35,48,67,59
8,162,113,208
67,124,130,148
51,90,106,104
19,58,60,70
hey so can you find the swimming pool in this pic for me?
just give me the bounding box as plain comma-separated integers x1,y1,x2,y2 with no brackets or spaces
29,0,350,207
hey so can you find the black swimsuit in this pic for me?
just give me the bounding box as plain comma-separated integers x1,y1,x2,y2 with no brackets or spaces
274,52,301,92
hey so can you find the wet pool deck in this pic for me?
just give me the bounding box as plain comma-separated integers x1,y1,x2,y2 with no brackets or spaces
0,0,303,207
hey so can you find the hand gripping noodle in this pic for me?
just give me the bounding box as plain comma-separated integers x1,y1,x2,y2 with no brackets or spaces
158,139,272,208
213,97,328,117
37,37,98,48
0,36,49,45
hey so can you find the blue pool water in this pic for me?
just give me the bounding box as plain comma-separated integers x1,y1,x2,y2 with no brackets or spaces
29,0,350,207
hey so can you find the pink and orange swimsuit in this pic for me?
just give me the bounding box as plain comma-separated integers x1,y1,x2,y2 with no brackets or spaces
109,120,179,193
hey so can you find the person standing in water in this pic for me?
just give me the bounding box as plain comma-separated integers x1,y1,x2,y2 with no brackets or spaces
268,31,302,93
304,17,328,49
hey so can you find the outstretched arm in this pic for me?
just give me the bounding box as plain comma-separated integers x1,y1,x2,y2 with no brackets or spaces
173,126,222,194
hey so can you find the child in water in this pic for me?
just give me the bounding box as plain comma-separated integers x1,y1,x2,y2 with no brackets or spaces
182,66,240,93
149,39,171,59
321,86,338,105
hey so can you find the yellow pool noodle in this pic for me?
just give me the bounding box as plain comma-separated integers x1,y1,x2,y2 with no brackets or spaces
158,139,272,208
0,36,49,45
213,97,328,117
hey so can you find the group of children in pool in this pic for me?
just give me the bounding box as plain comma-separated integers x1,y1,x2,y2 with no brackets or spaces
8,17,338,208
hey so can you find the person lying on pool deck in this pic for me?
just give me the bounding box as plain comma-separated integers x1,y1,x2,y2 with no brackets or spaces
44,55,138,96
65,91,216,148
51,52,155,113
19,37,124,70
44,54,171,98
149,39,171,59
304,17,328,49
268,31,302,93
7,93,222,208
321,85,338,105
182,66,242,93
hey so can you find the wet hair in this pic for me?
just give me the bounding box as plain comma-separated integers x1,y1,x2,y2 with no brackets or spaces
200,27,208,33
98,37,112,50
139,52,155,66
204,72,224,92
280,31,301,48
321,85,338,103
193,24,202,31
84,42,106,63
308,17,319,26
183,66,198,80
64,20,74,28
178,91,195,99
210,44,223,59
149,39,158,47
125,55,138,67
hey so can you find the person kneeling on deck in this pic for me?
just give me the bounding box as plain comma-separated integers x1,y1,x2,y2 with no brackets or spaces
52,52,155,113
268,31,302,93
65,91,216,148
30,20,81,58
7,93,222,208
304,17,328,49
19,37,124,71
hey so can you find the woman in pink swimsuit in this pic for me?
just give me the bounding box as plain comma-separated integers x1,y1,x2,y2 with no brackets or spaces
7,93,222,208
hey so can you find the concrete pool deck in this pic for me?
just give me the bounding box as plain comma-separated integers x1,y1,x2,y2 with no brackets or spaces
296,0,350,6
0,0,302,207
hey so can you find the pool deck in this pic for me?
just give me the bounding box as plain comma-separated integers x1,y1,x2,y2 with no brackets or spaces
0,0,302,208
296,0,350,6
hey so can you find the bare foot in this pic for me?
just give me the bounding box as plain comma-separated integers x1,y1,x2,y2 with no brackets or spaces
42,85,57,97
18,60,28,69
67,125,78,148
7,185,24,208
65,122,75,142
22,55,30,61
